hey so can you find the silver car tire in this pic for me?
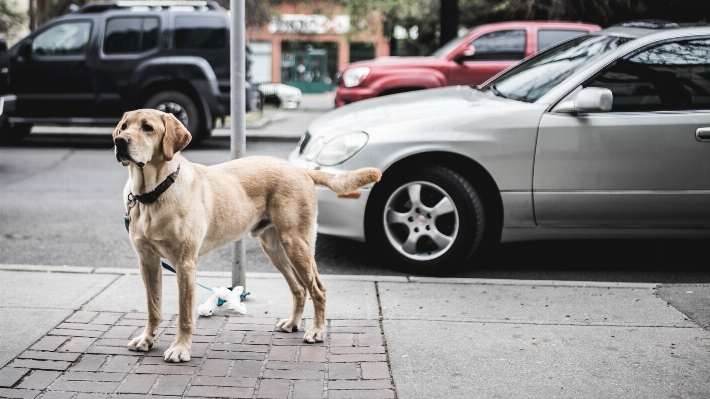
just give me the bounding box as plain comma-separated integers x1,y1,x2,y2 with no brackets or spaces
144,91,208,143
366,166,485,274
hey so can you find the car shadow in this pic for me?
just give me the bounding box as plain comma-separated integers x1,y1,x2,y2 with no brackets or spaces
315,234,710,283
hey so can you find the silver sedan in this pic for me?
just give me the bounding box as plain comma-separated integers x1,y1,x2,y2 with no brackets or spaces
289,23,710,273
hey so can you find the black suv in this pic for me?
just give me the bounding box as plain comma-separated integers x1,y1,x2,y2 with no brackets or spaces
0,0,256,143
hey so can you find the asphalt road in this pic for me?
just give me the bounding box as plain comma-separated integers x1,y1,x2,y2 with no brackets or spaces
1,132,709,286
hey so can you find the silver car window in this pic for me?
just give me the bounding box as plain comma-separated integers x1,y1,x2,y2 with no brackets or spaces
487,35,631,103
586,38,710,112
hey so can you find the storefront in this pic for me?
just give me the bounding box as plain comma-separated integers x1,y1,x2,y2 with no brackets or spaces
247,5,389,93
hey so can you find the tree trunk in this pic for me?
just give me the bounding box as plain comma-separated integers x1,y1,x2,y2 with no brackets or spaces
440,0,459,47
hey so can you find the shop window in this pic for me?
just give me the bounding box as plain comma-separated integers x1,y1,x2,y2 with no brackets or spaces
350,42,375,63
251,42,273,83
281,41,338,93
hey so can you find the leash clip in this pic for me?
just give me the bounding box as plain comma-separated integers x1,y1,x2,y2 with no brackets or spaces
125,192,138,222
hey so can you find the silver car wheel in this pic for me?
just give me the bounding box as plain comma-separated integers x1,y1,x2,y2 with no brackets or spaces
383,181,459,261
154,102,189,127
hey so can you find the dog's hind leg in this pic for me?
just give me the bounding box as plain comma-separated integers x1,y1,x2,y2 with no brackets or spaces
127,246,162,352
302,268,327,343
258,227,307,333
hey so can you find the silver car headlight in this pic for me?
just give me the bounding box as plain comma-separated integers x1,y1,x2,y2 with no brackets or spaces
342,67,370,88
305,137,325,161
315,132,369,166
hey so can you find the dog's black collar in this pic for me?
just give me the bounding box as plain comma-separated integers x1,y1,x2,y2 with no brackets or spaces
130,164,181,204
125,164,180,230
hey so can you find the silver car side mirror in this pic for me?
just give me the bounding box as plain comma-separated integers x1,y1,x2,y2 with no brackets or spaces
553,87,613,113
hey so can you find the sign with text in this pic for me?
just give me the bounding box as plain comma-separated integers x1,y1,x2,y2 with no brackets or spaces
268,14,350,35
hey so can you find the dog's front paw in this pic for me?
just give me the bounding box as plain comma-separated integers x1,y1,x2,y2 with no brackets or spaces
164,342,191,362
276,318,299,333
127,334,154,352
303,327,325,343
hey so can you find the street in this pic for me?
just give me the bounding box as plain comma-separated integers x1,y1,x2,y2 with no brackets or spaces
1,131,709,284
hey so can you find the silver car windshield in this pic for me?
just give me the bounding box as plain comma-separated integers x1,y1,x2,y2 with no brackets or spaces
486,35,632,103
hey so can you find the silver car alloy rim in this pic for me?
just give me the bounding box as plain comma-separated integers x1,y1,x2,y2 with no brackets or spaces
155,102,189,127
383,181,459,261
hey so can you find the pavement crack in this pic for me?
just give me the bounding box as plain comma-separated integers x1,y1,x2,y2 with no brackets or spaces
77,273,122,311
375,281,399,399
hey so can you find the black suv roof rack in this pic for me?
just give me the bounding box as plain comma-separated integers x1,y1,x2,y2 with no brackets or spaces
74,1,222,14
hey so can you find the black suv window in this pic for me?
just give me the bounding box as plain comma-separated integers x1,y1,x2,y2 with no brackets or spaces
469,30,526,61
175,16,226,49
538,29,586,51
587,38,710,112
104,17,160,54
32,21,92,56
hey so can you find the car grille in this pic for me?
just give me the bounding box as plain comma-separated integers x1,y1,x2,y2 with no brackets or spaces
298,131,311,154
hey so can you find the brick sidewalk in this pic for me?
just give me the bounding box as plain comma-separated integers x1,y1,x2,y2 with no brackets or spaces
0,311,396,398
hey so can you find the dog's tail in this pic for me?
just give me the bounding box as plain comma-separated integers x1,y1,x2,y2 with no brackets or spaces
306,167,382,195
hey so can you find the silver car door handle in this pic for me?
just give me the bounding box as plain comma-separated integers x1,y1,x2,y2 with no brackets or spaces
696,127,710,142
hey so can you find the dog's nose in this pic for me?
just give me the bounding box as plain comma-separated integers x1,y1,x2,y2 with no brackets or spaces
114,135,130,149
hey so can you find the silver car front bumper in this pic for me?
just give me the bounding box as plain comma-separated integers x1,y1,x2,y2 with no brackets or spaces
289,147,371,242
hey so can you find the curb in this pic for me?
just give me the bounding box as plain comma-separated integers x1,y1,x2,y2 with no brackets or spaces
0,263,658,289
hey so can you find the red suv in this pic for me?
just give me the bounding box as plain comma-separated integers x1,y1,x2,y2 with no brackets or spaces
335,21,600,107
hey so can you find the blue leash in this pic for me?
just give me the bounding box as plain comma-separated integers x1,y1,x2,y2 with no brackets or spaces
125,217,249,305
160,261,250,304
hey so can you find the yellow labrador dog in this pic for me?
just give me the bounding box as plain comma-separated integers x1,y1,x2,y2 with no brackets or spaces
113,109,381,362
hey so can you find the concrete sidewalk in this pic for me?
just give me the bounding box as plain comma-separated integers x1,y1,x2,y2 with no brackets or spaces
0,264,708,398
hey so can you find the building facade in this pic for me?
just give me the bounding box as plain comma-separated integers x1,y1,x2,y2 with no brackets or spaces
246,3,389,93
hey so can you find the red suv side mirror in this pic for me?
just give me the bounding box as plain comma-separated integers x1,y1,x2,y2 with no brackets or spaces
454,45,476,63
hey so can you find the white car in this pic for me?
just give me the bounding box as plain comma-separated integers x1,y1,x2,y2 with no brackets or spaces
256,83,301,109
289,23,710,273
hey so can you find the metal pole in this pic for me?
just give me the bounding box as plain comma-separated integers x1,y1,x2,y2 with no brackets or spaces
229,0,246,290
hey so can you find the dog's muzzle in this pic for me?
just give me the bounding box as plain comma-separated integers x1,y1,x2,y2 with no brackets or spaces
114,135,145,168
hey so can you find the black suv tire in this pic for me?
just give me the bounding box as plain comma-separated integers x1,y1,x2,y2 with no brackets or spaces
0,123,32,145
144,91,209,143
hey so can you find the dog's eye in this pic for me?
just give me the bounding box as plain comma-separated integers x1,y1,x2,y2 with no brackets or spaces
121,123,127,130
142,123,153,132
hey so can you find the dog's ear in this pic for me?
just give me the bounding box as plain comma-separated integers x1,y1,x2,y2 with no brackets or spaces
161,112,192,161
112,112,128,140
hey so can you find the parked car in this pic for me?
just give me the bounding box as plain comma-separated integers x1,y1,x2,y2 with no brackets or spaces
0,0,257,144
256,83,302,109
334,21,601,107
290,22,710,273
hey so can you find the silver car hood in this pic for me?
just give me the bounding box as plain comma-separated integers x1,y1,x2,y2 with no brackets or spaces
308,86,544,140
